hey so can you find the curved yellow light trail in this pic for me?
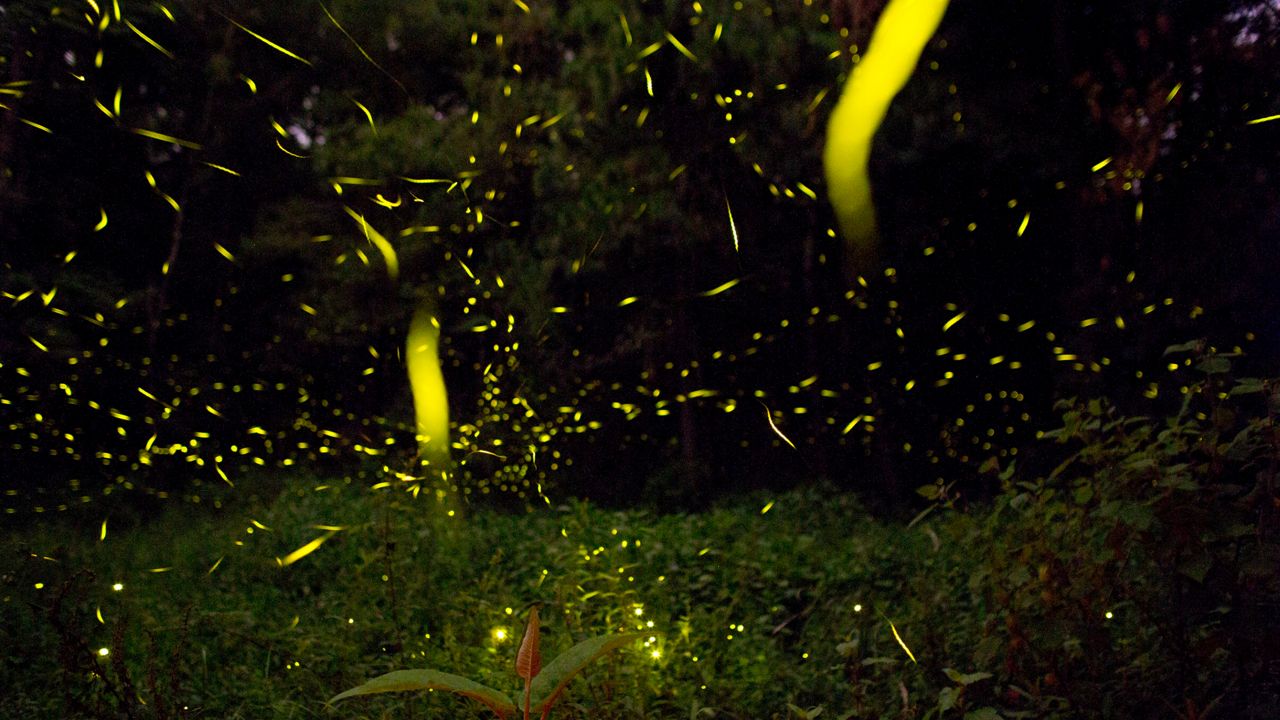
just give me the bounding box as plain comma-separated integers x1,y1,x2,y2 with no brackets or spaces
824,0,950,275
406,303,450,475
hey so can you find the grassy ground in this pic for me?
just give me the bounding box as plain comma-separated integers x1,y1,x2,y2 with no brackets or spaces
3,480,989,719
4,425,1276,720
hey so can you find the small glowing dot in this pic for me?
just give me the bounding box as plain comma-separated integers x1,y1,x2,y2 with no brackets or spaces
112,583,124,592
493,628,508,641
1105,611,1114,620
504,607,513,615
650,649,661,659
853,603,862,612
347,618,354,624
98,647,109,657
34,582,44,589
634,607,644,616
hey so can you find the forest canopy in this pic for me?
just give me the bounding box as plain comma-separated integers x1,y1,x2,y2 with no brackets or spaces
1,0,1278,515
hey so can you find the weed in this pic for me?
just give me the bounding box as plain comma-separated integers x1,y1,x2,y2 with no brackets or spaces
330,603,644,719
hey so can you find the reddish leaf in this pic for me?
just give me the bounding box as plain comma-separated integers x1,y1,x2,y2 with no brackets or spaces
516,605,541,681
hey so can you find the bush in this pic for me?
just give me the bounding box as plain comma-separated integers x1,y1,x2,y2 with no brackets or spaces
944,347,1279,718
4,352,1275,718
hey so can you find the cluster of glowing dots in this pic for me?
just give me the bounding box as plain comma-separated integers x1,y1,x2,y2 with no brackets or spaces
2,0,1245,547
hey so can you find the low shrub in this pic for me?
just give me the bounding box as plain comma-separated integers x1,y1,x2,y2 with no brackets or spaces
3,349,1275,718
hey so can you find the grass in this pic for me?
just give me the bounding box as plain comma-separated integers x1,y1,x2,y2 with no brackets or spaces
3,480,976,719
5,380,1278,720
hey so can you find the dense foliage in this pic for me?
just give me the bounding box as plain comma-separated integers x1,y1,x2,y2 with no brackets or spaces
4,358,1277,718
3,1,1279,718
3,0,1278,515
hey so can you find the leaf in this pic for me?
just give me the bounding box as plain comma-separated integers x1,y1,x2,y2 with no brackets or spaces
943,668,994,686
964,708,1003,720
1229,378,1264,396
1178,551,1213,584
516,605,542,680
937,686,957,712
1073,485,1094,504
523,633,644,714
916,484,940,500
1195,356,1231,375
861,656,897,666
906,504,936,530
329,669,516,719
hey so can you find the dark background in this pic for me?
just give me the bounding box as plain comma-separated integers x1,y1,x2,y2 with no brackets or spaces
2,0,1277,518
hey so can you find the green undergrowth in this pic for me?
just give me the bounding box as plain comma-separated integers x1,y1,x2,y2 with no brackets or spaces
3,368,1277,719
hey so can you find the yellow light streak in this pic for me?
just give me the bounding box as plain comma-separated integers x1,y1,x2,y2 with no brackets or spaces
763,406,797,450
19,118,53,133
886,615,916,663
725,195,740,252
125,19,174,58
275,138,307,158
351,98,376,134
825,0,950,273
407,303,450,469
618,13,632,46
700,278,741,297
213,243,236,262
222,14,313,65
664,32,698,62
130,127,201,149
942,311,966,332
203,161,240,175
343,204,396,280
280,532,336,566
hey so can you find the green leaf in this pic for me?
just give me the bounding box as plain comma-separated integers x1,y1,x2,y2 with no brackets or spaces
1195,356,1231,375
943,667,994,686
524,633,645,714
1178,551,1213,584
936,686,957,712
1163,340,1202,355
861,656,898,666
329,669,516,718
964,708,1003,720
1230,378,1264,395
